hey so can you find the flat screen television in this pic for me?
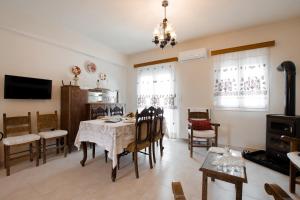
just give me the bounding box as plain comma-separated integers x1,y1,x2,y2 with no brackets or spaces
4,75,52,99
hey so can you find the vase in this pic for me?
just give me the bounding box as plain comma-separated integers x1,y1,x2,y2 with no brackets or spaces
73,75,79,86
96,79,100,88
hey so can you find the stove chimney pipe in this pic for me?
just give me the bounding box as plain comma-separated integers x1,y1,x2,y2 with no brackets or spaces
277,61,296,116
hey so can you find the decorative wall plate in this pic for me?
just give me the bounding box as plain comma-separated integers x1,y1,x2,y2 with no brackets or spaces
86,62,97,73
72,66,81,76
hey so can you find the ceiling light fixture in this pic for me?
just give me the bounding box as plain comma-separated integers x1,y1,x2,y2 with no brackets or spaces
152,0,177,49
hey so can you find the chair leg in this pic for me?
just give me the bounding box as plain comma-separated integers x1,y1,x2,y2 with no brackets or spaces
39,141,42,159
64,136,68,157
105,150,108,163
4,145,10,176
56,138,60,154
152,142,156,164
92,143,96,159
190,137,193,158
132,152,134,161
149,144,153,169
206,139,209,151
35,140,40,166
188,134,191,150
290,163,296,193
29,143,33,161
117,154,120,170
42,138,47,164
160,138,164,157
134,151,139,179
215,136,218,147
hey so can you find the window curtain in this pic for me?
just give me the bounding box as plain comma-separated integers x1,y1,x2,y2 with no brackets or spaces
136,63,178,138
213,48,269,110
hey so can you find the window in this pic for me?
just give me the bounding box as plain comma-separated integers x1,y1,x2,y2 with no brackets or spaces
136,63,178,138
213,48,269,111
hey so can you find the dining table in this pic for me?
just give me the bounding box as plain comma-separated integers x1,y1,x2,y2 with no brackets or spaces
74,118,136,182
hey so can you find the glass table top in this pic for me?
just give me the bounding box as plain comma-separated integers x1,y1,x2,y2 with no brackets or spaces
200,152,247,182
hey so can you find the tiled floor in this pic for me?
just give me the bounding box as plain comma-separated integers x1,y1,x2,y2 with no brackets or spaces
0,139,299,200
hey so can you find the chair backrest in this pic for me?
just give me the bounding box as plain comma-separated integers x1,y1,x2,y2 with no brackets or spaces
92,106,108,119
153,107,164,138
3,112,32,137
110,106,124,116
135,108,153,145
188,109,209,120
37,111,58,132
147,106,156,116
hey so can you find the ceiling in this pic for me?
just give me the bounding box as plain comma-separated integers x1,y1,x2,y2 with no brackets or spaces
1,0,300,55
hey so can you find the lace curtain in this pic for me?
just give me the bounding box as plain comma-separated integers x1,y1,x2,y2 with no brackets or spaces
213,48,269,110
136,63,178,138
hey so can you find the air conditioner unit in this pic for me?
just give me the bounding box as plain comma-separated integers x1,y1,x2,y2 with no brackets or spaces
178,48,207,62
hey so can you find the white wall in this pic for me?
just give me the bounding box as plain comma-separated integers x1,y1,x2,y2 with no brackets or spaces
0,12,129,163
127,17,300,149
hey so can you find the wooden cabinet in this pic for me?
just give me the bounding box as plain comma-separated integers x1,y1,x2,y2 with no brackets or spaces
61,85,126,152
61,86,88,152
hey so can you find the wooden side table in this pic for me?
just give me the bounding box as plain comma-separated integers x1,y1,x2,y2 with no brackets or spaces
200,152,248,200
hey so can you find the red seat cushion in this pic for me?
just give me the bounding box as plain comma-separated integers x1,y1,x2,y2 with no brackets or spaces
189,119,212,130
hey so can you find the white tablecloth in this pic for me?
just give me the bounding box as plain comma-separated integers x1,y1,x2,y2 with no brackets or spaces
287,152,300,168
74,120,135,168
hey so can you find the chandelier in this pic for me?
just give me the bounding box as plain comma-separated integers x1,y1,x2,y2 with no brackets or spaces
152,0,177,49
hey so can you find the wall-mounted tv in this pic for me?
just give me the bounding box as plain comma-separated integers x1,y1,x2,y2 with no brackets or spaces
4,75,52,99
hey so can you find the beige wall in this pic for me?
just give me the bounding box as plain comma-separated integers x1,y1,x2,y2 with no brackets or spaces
127,17,300,149
0,26,128,163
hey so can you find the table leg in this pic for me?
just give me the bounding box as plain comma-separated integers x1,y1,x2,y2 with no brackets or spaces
80,142,87,167
290,163,296,193
111,166,117,182
202,173,208,200
235,183,243,200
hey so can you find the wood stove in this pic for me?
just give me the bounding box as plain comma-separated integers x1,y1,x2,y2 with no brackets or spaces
266,115,300,162
243,61,299,175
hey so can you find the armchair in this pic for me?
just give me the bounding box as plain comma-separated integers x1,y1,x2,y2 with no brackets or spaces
188,109,220,158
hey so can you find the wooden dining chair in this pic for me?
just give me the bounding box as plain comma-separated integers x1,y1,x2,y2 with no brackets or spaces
91,106,109,119
37,111,68,164
188,109,220,158
110,106,124,116
2,112,40,176
265,183,293,200
152,107,164,163
123,108,153,178
281,135,300,193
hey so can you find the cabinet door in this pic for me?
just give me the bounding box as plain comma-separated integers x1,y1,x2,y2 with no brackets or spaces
61,86,71,132
69,88,87,149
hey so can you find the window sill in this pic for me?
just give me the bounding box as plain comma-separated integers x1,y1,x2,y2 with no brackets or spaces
213,106,269,112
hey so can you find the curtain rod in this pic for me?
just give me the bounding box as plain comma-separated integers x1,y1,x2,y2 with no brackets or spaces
134,57,178,68
211,40,275,56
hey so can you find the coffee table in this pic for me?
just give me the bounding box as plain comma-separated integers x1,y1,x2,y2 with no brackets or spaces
200,152,248,200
